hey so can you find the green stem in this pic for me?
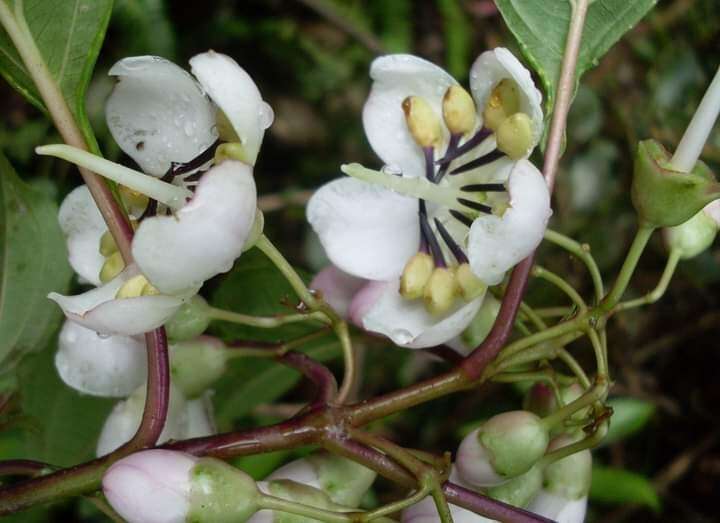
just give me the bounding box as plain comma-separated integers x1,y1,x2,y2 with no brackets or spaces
207,306,330,328
557,349,591,388
532,265,587,312
519,302,547,331
533,307,573,318
493,316,587,365
598,224,656,313
538,419,609,467
540,379,608,431
587,328,609,377
615,248,681,311
259,494,351,523
544,229,604,302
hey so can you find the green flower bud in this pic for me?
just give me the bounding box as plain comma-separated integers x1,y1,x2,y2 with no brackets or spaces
170,337,228,398
487,465,542,508
523,382,557,418
262,479,349,523
165,295,212,342
543,435,592,499
664,208,719,259
189,457,261,522
478,411,548,478
307,453,376,507
631,140,720,227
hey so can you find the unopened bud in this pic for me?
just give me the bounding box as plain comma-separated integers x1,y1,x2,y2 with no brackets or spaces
400,252,434,299
170,337,228,398
423,267,457,315
116,274,160,299
189,457,261,522
442,86,476,135
488,465,542,508
482,79,520,131
165,295,212,342
99,252,125,283
402,96,442,148
664,208,718,259
544,435,592,500
523,382,558,418
455,263,486,301
496,113,533,159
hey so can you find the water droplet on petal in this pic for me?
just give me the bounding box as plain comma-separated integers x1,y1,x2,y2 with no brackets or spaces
392,329,414,345
381,164,403,176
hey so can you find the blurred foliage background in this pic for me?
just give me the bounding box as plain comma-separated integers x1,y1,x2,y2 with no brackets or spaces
1,0,720,521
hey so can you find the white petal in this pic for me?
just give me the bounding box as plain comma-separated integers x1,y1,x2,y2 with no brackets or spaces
267,459,321,490
348,280,387,328
182,394,216,438
307,177,420,281
361,280,484,348
190,51,271,166
97,385,188,457
56,320,147,397
310,266,366,319
527,491,587,523
58,185,106,285
132,160,257,294
402,495,494,523
48,267,185,336
704,199,720,226
468,160,551,285
106,56,218,176
363,54,458,177
469,48,543,149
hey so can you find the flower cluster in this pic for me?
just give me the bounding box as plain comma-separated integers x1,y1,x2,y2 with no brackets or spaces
308,49,551,349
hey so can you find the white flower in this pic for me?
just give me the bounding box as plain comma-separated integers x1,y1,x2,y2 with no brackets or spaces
55,319,147,397
48,266,185,336
309,265,366,319
103,449,199,523
307,49,549,348
527,492,587,523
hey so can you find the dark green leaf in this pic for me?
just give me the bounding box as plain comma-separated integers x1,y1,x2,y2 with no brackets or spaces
436,0,471,79
113,0,176,59
603,397,656,446
15,341,114,467
0,151,72,374
590,465,661,512
495,0,657,113
0,0,114,146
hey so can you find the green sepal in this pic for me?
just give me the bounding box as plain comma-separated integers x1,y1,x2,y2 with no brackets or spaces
479,411,549,478
165,295,212,342
664,209,718,259
631,140,720,227
169,337,228,398
308,453,377,507
269,479,346,523
188,457,260,523
487,465,542,508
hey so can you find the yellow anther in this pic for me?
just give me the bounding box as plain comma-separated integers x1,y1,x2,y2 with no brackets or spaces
455,263,486,301
119,185,149,215
496,113,533,160
115,275,160,299
423,267,458,315
402,96,442,148
99,251,125,283
214,142,249,165
482,79,521,131
442,85,476,136
400,252,434,300
99,220,138,257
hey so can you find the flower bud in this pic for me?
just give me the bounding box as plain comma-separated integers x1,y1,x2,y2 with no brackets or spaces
170,337,228,397
631,139,720,227
496,113,533,159
442,85,476,135
403,96,442,148
103,450,199,523
482,79,520,132
251,479,347,523
400,252,434,299
423,267,457,315
455,263,486,301
188,456,261,522
165,295,212,342
455,411,549,487
267,452,376,508
115,274,160,299
664,208,719,259
185,394,217,438
487,465,542,508
99,251,126,283
523,382,557,418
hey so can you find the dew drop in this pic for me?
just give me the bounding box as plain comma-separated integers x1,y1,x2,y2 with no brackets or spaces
258,102,274,129
392,329,414,345
97,332,111,340
381,164,402,176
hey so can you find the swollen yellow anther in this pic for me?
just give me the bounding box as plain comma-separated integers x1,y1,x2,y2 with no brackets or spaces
99,220,138,257
496,113,533,160
400,252,434,299
456,263,486,301
214,143,249,164
402,96,442,148
115,275,160,299
423,267,458,315
482,79,521,132
99,252,125,283
119,185,149,215
442,86,476,135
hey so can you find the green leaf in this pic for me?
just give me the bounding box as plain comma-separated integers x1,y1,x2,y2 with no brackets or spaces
603,397,656,446
0,151,72,374
0,0,114,146
15,341,114,467
495,0,657,113
113,0,175,59
590,465,661,512
436,0,471,79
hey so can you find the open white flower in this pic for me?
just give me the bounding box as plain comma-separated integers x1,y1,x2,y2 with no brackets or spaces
56,319,147,397
49,265,186,336
307,49,549,348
